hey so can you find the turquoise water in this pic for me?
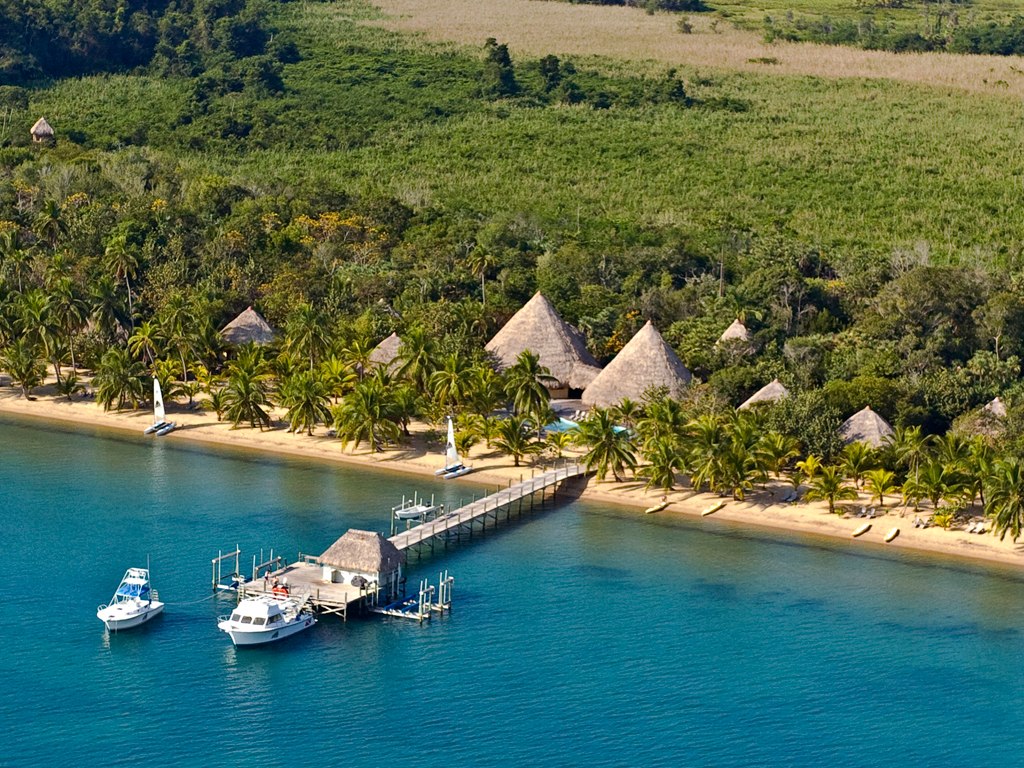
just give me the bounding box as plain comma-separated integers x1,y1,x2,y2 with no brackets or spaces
2,415,1024,767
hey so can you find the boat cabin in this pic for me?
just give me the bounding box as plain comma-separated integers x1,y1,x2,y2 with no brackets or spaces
229,599,289,629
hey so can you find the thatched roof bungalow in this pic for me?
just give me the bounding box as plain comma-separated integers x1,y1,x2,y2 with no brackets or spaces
839,406,894,448
581,321,691,408
739,378,790,410
717,319,752,344
220,306,276,346
984,397,1007,418
319,529,404,598
31,117,54,143
368,332,403,372
485,292,602,396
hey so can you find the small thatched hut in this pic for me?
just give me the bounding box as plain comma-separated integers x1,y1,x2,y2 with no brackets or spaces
368,332,403,372
839,406,894,448
220,306,276,346
716,319,754,355
30,117,54,143
739,378,790,410
581,321,691,408
319,529,404,598
984,397,1008,418
485,292,601,397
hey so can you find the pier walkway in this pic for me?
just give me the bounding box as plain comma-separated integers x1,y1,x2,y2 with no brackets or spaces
389,462,588,556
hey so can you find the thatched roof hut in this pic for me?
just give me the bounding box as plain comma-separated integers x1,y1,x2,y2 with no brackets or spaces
30,117,54,143
984,397,1007,418
581,321,691,408
220,306,276,346
485,292,602,391
717,319,752,344
368,332,403,371
319,530,404,575
839,406,894,448
739,378,790,410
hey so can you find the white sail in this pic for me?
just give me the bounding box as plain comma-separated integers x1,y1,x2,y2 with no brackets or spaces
153,377,165,424
444,416,461,469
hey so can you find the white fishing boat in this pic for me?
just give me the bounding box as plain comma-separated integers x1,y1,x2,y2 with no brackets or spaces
143,378,176,436
435,416,472,479
218,594,316,646
97,567,164,631
393,494,437,520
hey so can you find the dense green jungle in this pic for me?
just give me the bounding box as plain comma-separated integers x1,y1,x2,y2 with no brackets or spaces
4,0,1024,535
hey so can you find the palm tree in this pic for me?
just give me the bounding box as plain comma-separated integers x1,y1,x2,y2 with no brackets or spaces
17,289,61,382
576,407,637,481
504,349,551,421
863,468,898,507
795,454,823,483
319,355,356,403
285,302,330,371
159,293,198,388
804,465,859,515
1,338,46,398
222,358,273,430
332,377,400,452
391,383,420,438
49,277,87,372
639,435,684,491
93,347,147,410
89,275,129,340
986,458,1024,541
466,363,505,421
429,352,473,414
545,429,576,461
916,459,966,512
395,326,439,395
465,249,497,305
34,199,66,248
104,233,139,329
757,431,800,478
493,414,541,467
611,398,643,430
340,336,374,380
841,442,877,488
279,369,332,435
128,320,162,366
686,414,725,493
888,424,929,479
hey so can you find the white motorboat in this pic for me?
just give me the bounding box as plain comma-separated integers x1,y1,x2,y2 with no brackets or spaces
218,594,316,646
143,378,176,436
97,567,164,631
393,494,437,520
435,416,471,480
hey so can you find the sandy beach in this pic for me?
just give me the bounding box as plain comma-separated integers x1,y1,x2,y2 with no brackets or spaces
4,380,1024,571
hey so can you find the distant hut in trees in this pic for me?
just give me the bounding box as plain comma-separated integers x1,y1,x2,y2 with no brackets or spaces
839,406,894,448
368,332,403,373
716,318,754,354
220,306,276,346
485,292,602,397
318,529,404,599
738,378,790,410
984,397,1007,419
581,321,691,408
30,117,54,144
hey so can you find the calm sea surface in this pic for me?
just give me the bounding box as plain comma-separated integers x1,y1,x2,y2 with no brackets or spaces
1,415,1022,767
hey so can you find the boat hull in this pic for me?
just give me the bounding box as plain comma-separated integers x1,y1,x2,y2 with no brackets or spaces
218,614,316,646
144,421,170,435
98,601,164,631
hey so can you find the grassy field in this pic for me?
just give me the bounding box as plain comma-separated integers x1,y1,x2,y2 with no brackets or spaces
24,0,1024,265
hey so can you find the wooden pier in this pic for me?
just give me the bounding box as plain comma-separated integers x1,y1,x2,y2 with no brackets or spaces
236,561,375,621
389,462,588,557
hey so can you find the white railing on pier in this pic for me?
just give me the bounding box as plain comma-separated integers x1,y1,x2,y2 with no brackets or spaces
388,462,586,551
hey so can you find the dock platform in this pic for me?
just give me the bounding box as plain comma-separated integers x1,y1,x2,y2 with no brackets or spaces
238,562,371,621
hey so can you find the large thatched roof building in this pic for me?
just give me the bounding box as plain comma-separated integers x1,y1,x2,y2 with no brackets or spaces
319,529,404,598
31,117,54,143
368,332,403,372
739,378,790,410
485,292,602,395
839,406,894,448
581,321,691,408
221,306,276,346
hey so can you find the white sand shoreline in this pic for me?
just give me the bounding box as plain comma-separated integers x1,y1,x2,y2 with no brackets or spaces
3,384,1024,572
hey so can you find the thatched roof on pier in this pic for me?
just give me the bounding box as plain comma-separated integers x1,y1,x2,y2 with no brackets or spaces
984,396,1008,418
485,292,601,390
839,406,894,448
30,117,54,141
582,321,691,408
368,332,403,370
221,306,275,346
319,530,404,574
739,378,790,410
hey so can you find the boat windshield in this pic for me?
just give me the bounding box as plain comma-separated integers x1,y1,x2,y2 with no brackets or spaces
231,613,242,622
116,583,150,599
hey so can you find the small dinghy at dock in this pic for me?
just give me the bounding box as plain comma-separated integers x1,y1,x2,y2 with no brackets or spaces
852,523,872,538
885,527,900,543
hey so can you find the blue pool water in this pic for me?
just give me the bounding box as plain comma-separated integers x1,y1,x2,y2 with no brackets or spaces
2,415,1023,767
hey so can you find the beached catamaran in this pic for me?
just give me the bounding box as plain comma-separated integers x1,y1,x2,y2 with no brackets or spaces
143,378,175,436
434,416,471,479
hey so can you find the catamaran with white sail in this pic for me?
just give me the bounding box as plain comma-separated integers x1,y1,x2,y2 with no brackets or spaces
143,377,176,436
434,416,472,479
